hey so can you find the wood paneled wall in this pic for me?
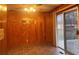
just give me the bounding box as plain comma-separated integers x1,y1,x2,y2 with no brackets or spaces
42,12,54,46
7,10,54,50
0,9,7,54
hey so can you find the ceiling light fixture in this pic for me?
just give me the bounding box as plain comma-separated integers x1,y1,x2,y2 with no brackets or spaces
2,6,7,11
0,5,3,11
0,5,7,11
24,8,28,12
29,7,36,12
0,5,2,9
23,7,36,12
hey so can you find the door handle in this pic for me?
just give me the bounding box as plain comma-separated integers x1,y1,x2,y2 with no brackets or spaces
76,30,79,35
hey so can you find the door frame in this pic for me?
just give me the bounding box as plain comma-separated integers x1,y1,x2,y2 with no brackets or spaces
56,6,78,54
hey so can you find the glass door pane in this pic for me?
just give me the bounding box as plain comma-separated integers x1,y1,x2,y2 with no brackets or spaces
56,13,64,49
65,10,79,54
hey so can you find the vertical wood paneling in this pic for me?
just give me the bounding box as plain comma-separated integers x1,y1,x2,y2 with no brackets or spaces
0,6,7,54
7,10,47,49
42,12,54,46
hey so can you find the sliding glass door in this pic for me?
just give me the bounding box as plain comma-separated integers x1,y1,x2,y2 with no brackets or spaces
64,9,79,54
56,13,64,49
56,7,79,54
